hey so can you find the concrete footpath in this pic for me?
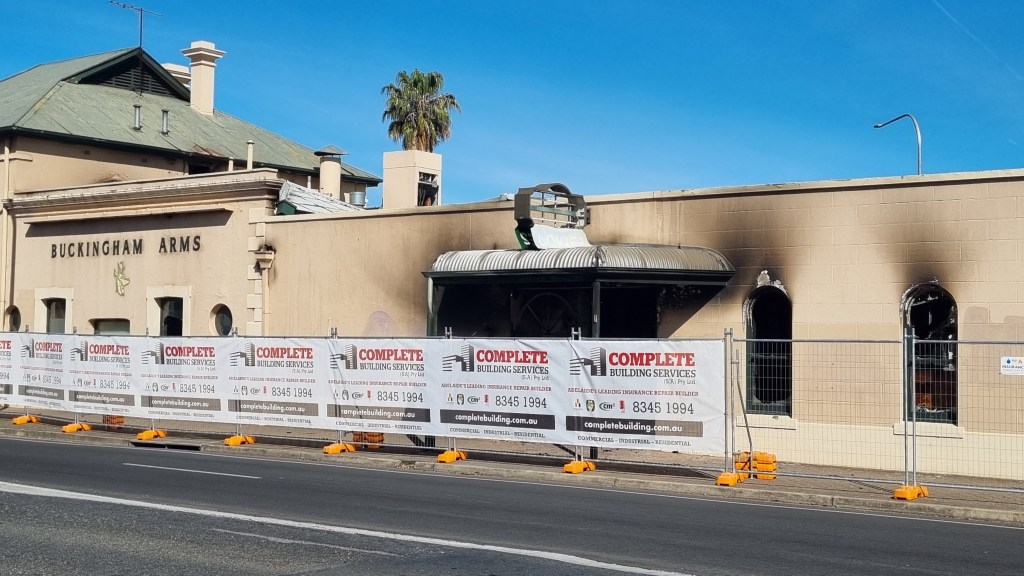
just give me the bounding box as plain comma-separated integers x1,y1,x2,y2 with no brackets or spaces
2,417,1022,527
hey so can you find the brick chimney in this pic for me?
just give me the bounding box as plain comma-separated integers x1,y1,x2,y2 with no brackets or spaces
181,41,225,115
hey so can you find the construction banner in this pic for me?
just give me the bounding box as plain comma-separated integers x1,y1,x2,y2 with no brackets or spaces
0,333,725,455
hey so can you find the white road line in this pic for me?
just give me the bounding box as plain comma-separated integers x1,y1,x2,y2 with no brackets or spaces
123,462,261,479
0,480,694,576
211,528,399,556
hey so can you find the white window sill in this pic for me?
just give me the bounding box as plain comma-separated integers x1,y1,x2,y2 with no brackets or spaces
891,421,964,439
741,414,797,430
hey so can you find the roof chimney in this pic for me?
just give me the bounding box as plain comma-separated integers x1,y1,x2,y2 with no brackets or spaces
383,150,442,209
315,145,347,201
181,41,225,115
162,63,191,86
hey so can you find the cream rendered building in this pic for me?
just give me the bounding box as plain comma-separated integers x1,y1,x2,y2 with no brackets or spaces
0,42,380,338
2,42,1021,477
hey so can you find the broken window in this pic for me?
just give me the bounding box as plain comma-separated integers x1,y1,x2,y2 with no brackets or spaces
417,172,439,206
745,285,792,416
903,284,957,424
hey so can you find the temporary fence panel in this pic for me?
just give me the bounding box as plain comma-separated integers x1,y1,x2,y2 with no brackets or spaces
0,333,728,458
733,339,906,474
909,339,1024,481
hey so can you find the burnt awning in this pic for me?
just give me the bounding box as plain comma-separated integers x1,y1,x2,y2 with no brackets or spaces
424,244,734,285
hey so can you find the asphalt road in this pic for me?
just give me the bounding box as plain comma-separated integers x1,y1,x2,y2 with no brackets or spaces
1,437,1021,575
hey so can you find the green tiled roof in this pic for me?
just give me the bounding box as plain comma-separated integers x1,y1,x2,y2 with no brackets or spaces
0,47,380,184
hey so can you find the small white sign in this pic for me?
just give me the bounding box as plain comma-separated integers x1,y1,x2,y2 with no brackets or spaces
1000,357,1024,375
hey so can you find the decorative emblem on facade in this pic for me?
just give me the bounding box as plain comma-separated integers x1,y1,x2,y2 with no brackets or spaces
114,261,130,296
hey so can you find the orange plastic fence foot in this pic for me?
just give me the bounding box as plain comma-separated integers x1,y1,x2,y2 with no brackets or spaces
137,429,168,441
61,422,92,433
323,442,357,454
12,415,40,425
224,435,256,446
893,485,930,500
563,460,596,474
753,452,778,480
102,415,126,430
716,472,743,486
437,450,468,463
352,431,384,449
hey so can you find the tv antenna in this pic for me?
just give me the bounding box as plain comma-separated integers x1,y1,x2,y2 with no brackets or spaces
109,1,162,48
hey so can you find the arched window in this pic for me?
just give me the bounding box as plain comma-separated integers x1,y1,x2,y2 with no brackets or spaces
6,306,21,332
744,284,792,416
902,284,957,424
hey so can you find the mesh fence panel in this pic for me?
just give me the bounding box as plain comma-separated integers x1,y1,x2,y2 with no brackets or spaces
733,339,906,474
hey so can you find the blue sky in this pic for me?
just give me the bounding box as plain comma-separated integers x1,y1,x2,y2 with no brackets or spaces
3,1,1024,205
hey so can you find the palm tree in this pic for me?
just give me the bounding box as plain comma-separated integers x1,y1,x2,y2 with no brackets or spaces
381,69,461,152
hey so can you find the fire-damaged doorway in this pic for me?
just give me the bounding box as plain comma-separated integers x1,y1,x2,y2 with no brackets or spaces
424,246,734,338
424,184,734,339
427,283,661,338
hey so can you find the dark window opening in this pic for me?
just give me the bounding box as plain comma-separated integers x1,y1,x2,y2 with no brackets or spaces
188,161,215,175
158,297,184,336
44,298,66,334
417,172,439,206
904,284,957,424
92,319,130,335
600,286,658,338
7,306,21,332
745,287,792,416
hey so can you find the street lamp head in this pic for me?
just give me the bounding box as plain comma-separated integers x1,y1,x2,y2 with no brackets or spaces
873,113,922,175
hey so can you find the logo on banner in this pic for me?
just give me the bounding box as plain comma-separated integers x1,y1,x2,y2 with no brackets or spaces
21,338,63,360
442,344,475,372
569,347,608,376
229,343,314,369
229,343,257,367
142,343,216,366
329,345,358,370
571,346,697,378
442,345,549,375
0,339,12,359
586,399,596,412
70,339,130,362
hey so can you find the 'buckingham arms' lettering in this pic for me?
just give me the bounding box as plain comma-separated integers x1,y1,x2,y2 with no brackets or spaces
50,236,201,258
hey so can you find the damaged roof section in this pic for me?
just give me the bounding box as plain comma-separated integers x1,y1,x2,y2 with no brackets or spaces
276,181,364,215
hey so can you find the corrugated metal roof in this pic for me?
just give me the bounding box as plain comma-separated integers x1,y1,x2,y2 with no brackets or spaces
277,181,363,214
0,49,132,127
429,245,734,274
0,47,380,183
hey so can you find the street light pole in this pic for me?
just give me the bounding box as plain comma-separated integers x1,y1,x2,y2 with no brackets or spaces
874,113,922,175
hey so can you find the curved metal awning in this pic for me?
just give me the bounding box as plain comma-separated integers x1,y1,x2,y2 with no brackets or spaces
425,244,734,285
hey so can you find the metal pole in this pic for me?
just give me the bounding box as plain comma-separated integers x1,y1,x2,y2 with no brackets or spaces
874,113,922,175
911,334,919,487
902,326,912,487
724,329,733,473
